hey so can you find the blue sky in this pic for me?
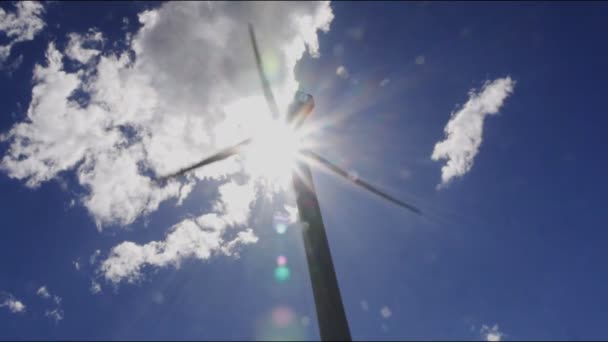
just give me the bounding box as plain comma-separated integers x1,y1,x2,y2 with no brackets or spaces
1,1,608,340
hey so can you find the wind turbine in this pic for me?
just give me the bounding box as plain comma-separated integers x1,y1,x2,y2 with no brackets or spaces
157,24,422,341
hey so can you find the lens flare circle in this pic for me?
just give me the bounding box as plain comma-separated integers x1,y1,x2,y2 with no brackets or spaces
274,265,290,282
272,306,295,327
273,212,291,234
277,255,287,266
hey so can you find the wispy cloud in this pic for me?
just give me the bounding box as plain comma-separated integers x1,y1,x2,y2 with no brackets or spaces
336,65,349,79
36,286,50,299
45,308,64,323
0,1,45,64
360,299,369,312
431,77,515,188
480,324,504,341
346,26,364,41
380,305,392,319
90,280,101,294
90,250,101,265
36,286,64,322
0,292,26,314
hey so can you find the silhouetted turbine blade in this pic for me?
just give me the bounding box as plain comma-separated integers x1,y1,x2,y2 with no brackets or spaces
302,149,422,215
157,138,252,182
249,23,281,119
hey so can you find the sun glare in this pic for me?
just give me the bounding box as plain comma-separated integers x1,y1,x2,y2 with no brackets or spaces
243,118,301,191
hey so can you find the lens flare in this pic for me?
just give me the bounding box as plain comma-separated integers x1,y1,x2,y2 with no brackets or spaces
272,306,295,327
243,119,300,191
277,255,287,266
255,307,306,341
273,212,291,234
274,266,290,282
275,223,287,234
262,50,280,82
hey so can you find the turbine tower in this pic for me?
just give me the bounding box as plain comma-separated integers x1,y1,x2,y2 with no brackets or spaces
158,24,421,341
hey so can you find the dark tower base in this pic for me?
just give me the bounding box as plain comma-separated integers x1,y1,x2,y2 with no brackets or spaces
292,160,352,341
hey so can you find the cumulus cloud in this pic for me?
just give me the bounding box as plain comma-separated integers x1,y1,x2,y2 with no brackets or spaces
100,179,258,283
0,1,45,63
2,1,333,227
0,292,26,313
65,29,104,64
431,77,515,188
336,65,349,79
2,1,334,285
480,324,504,342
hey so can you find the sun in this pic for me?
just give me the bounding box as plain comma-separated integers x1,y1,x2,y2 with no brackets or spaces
242,118,301,191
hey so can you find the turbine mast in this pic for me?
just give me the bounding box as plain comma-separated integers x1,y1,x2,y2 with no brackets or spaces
292,151,353,341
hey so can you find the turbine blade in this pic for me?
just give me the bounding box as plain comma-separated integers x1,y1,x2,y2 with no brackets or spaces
249,23,281,119
302,149,422,215
157,138,252,182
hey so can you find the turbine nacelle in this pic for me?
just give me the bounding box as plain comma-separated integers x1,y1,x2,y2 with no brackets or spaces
156,25,420,217
154,25,422,341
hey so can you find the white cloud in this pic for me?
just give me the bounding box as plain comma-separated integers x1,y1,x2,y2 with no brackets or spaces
2,1,334,228
283,205,299,224
379,78,390,87
73,260,80,270
36,285,50,299
336,65,349,79
480,324,504,342
65,30,104,64
100,179,258,284
431,77,515,188
221,228,259,256
415,55,425,65
1,1,334,284
0,53,24,75
0,293,26,313
45,308,64,323
90,249,101,265
90,280,101,294
380,305,392,319
0,1,45,63
35,286,63,321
